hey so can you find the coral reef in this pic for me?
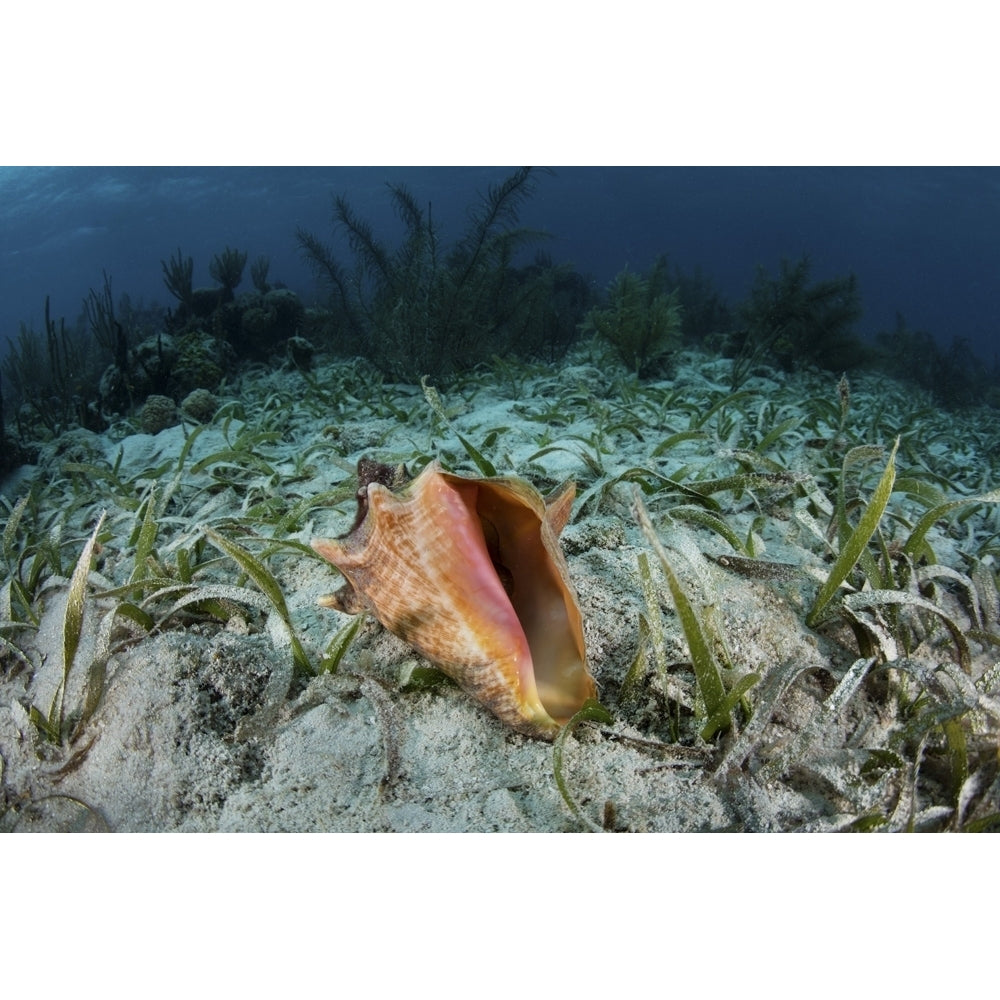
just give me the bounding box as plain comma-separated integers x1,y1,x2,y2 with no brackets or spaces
172,329,232,394
161,248,305,366
163,246,251,329
237,289,305,359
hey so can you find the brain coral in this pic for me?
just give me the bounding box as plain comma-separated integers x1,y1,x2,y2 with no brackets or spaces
180,388,218,423
139,394,178,435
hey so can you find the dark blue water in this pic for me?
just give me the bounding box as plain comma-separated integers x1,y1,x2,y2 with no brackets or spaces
1,165,998,363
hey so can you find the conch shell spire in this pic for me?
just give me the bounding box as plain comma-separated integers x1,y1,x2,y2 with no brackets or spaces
312,458,596,739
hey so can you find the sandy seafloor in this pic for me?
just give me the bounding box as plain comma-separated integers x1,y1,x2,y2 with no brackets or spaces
2,345,999,832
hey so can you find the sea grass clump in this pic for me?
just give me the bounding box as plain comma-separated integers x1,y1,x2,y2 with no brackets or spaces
238,289,306,359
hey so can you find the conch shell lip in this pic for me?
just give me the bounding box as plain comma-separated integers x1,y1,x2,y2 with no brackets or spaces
311,458,595,739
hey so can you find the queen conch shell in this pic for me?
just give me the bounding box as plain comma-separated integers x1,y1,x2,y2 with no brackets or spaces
311,457,596,740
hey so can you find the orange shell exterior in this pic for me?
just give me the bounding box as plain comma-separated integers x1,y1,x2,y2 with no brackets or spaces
312,460,595,739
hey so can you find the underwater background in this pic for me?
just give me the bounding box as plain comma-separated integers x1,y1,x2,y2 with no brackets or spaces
2,165,998,359
2,165,998,463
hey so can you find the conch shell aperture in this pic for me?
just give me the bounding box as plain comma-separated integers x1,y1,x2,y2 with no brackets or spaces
312,458,596,740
